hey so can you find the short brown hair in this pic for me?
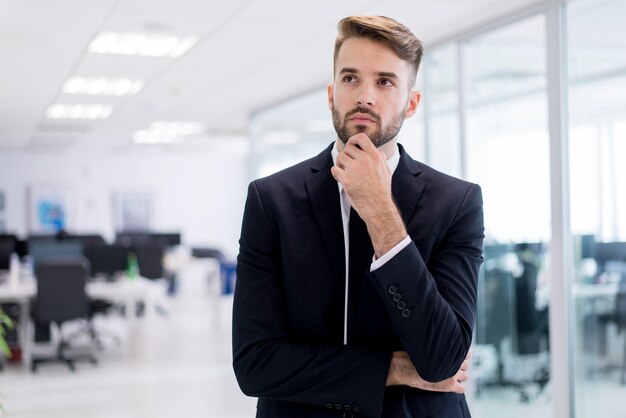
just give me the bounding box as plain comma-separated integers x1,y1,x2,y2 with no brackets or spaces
334,16,423,88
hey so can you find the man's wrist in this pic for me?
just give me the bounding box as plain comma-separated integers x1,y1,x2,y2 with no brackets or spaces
362,200,407,257
386,352,403,386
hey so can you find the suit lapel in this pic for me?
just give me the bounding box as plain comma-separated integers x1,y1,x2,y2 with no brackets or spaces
305,145,345,291
392,145,426,227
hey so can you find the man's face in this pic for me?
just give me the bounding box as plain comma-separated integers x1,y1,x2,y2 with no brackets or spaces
328,37,420,147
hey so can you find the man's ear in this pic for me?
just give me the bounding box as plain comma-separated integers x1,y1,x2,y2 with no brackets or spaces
327,83,334,111
404,91,421,119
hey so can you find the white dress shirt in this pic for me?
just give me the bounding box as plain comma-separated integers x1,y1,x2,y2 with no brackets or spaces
331,141,411,344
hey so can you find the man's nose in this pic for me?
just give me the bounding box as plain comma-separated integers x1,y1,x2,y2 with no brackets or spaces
355,84,376,107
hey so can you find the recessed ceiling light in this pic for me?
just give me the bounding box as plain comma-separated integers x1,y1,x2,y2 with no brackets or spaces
88,32,198,57
263,130,300,145
63,77,144,96
132,121,206,144
46,104,113,120
149,121,206,135
133,129,182,144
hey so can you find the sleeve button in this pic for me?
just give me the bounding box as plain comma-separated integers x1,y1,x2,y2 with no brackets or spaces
392,293,402,302
353,404,361,413
335,403,343,410
387,285,398,295
325,403,333,409
401,308,412,318
397,301,407,310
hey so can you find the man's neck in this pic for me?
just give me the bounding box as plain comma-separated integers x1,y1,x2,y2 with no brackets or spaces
335,137,398,160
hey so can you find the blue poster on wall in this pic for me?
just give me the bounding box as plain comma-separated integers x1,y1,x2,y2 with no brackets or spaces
37,199,66,231
28,185,74,233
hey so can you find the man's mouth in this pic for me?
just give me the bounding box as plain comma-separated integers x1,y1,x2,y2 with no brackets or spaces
349,114,376,123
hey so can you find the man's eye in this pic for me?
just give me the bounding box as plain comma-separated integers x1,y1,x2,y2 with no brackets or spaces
380,79,394,87
343,75,357,83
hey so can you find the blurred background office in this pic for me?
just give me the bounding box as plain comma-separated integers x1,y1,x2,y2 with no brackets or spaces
0,0,625,417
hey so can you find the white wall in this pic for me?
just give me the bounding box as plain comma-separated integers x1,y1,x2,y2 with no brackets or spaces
0,144,249,259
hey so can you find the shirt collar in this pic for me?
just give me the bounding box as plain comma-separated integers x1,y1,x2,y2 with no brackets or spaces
331,140,401,193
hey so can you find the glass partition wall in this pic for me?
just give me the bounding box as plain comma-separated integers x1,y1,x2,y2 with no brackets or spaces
568,1,626,417
456,15,552,418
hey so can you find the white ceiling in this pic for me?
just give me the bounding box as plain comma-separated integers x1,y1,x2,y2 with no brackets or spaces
0,0,540,153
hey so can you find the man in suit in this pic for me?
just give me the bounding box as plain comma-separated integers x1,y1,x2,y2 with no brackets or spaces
233,15,484,418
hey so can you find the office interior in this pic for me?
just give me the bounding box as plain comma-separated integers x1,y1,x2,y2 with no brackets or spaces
0,0,625,417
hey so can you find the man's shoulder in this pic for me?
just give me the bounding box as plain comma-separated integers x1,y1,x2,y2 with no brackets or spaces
420,162,476,190
401,150,478,195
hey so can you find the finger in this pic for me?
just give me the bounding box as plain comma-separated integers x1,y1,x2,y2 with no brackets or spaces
330,165,344,183
438,378,465,394
452,381,465,394
455,371,469,382
347,133,376,153
335,152,352,170
342,143,362,159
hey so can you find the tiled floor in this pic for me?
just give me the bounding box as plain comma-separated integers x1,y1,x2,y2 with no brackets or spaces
1,260,624,417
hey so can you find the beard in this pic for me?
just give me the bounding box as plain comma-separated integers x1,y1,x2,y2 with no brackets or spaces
332,103,406,147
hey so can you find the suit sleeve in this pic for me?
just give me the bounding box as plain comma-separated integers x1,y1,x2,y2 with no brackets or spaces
369,183,484,382
233,181,391,418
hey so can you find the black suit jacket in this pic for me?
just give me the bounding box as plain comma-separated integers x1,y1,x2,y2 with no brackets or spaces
233,143,484,418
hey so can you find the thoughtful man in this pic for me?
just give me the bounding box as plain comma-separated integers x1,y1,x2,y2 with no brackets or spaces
233,15,484,418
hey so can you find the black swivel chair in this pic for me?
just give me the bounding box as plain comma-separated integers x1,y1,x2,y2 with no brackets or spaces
598,263,626,385
31,257,97,372
132,243,170,315
509,253,550,402
615,282,626,385
133,243,166,280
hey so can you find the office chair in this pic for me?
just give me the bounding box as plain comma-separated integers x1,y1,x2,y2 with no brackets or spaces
133,243,165,280
64,298,122,350
71,234,107,247
0,234,17,270
132,243,170,315
31,257,97,372
191,247,224,260
615,284,626,385
503,257,550,402
598,267,626,385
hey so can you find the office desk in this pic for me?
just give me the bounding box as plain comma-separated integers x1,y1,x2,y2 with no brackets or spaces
573,282,619,299
0,273,166,368
573,282,624,370
0,279,34,369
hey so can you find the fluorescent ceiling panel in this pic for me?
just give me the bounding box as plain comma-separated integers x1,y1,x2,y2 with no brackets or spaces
88,32,198,57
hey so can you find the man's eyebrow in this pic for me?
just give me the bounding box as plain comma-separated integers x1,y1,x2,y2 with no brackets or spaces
339,67,359,75
378,71,399,80
338,68,399,80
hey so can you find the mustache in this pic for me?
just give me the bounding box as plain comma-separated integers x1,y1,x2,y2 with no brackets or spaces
345,107,380,123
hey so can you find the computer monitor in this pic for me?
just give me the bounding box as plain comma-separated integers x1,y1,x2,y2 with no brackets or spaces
150,232,181,247
115,231,152,247
70,234,106,247
483,243,514,260
29,240,83,270
595,241,626,272
83,245,130,277
579,234,596,260
28,234,56,244
0,235,16,270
